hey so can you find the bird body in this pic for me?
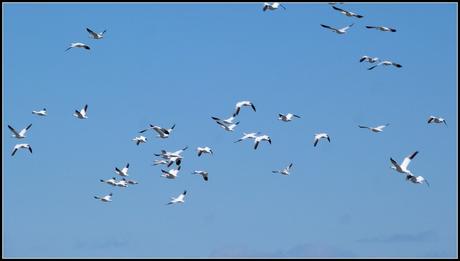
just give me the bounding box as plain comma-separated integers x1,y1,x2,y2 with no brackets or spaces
234,101,256,116
332,6,363,18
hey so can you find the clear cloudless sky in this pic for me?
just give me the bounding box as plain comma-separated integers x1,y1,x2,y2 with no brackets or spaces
3,3,457,258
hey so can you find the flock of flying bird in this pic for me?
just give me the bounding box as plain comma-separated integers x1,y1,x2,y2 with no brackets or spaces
8,3,451,205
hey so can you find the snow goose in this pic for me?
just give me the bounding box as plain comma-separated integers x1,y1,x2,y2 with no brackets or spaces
32,108,47,116
278,113,301,122
254,135,272,150
428,116,447,126
192,170,209,181
8,124,32,139
161,166,181,179
360,56,380,63
133,136,147,145
272,163,293,175
115,178,129,187
65,42,90,51
390,151,418,176
211,114,237,125
368,60,402,70
234,101,256,116
320,23,354,34
216,121,240,132
115,163,130,177
73,104,88,119
234,132,260,143
100,177,117,186
365,26,396,32
166,190,187,205
263,2,286,11
314,133,330,147
197,146,213,157
94,193,112,202
140,124,175,139
358,123,389,133
332,6,363,18
406,174,430,187
11,143,32,156
86,28,107,39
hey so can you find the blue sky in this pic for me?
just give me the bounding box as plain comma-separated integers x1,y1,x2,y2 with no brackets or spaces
3,3,457,258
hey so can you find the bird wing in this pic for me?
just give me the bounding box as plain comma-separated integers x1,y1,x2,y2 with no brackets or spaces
401,151,418,170
86,28,98,38
332,5,345,12
19,124,32,136
314,139,319,147
320,24,336,31
254,141,260,150
8,125,20,137
358,125,370,129
366,26,378,29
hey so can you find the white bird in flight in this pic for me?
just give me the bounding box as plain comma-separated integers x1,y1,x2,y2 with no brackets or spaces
234,132,261,143
139,124,175,139
115,163,130,177
234,101,256,116
115,178,129,188
390,151,428,187
11,143,32,156
263,2,286,12
161,166,181,179
320,23,354,34
358,123,390,133
94,192,112,202
216,121,240,132
32,108,47,116
390,151,418,177
211,114,237,125
126,179,139,185
368,60,402,70
86,28,107,39
8,124,32,139
197,146,213,157
133,136,147,146
272,163,293,175
278,113,301,122
428,116,447,126
366,26,397,32
314,133,330,147
166,190,187,205
254,135,272,150
73,104,88,119
153,159,172,166
100,177,117,186
331,6,363,18
65,42,90,51
192,170,209,181
360,56,380,63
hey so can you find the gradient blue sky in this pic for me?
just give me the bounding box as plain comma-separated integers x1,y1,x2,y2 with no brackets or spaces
3,3,457,258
